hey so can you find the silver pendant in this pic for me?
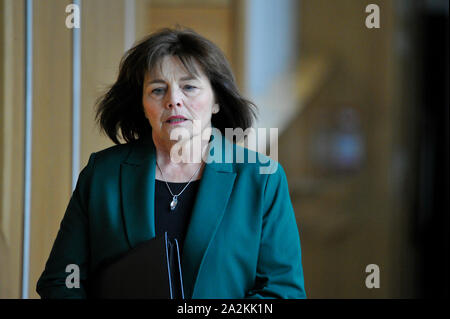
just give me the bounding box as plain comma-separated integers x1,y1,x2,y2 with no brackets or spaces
170,195,178,211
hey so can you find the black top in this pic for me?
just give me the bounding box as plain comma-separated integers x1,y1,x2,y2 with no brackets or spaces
154,179,201,257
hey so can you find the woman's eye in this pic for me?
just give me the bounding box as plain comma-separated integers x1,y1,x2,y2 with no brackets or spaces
151,88,165,95
184,85,196,91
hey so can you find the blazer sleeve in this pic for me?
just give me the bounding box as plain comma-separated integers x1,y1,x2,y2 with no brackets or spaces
245,163,307,299
36,153,96,299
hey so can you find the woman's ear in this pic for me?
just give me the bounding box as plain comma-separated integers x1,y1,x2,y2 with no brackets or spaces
212,103,220,114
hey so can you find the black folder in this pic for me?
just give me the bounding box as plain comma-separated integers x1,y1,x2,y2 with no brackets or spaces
88,232,184,299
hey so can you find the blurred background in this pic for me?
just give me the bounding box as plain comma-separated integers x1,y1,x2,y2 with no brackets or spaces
0,0,448,298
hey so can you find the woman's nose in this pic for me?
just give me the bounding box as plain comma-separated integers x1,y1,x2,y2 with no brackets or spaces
166,87,182,108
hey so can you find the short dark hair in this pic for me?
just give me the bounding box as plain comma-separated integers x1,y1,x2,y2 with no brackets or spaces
95,27,257,144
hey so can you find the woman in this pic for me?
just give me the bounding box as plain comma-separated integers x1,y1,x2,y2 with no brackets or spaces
36,27,306,299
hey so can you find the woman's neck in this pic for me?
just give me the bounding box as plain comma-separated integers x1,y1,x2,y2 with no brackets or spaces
153,136,210,183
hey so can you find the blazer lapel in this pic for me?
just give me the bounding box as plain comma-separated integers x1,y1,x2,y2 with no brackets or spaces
120,140,157,248
181,133,237,299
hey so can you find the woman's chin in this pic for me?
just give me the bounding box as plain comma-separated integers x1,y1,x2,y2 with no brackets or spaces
164,127,194,141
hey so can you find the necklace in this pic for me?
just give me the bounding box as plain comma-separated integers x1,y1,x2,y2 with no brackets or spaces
156,161,203,211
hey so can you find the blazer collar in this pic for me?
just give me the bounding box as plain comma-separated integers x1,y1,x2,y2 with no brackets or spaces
120,130,237,298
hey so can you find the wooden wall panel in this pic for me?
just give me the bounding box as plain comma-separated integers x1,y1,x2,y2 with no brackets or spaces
135,0,153,41
80,0,125,167
278,0,401,298
148,6,234,67
0,0,25,299
28,0,73,299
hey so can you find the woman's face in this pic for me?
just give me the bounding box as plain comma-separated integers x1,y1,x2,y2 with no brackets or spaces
142,55,218,148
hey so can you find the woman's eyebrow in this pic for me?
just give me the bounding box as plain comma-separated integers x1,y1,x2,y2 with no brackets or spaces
145,76,197,86
180,75,197,81
145,79,165,86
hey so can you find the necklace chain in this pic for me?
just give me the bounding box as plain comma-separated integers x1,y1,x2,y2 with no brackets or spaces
156,161,203,210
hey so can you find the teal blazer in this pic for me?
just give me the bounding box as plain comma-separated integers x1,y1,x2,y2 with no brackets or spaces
37,132,306,299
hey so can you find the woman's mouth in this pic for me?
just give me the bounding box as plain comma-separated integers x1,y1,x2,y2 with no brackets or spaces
166,118,188,125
